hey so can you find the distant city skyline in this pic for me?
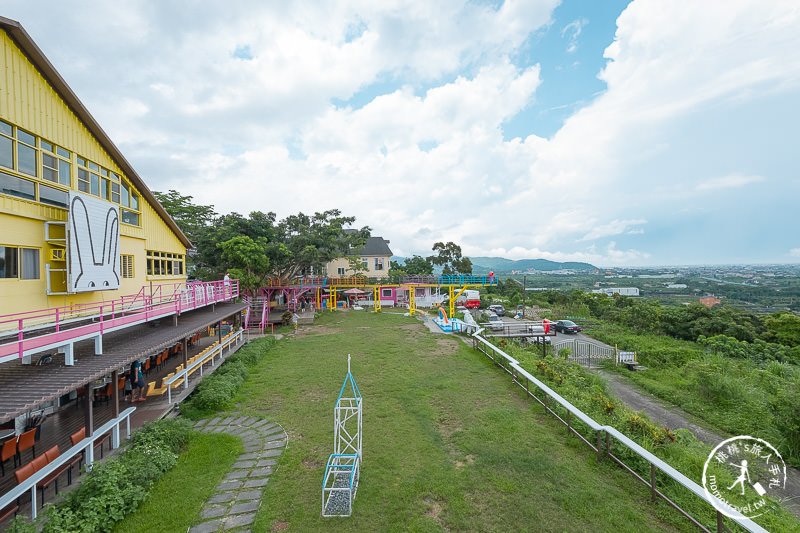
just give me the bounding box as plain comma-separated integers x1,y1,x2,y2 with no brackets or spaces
3,1,798,266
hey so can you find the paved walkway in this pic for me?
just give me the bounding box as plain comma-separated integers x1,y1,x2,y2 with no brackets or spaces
189,414,288,532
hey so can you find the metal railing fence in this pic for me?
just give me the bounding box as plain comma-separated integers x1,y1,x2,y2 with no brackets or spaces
471,334,767,533
0,407,135,520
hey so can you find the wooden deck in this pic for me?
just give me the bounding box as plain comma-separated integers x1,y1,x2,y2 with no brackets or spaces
0,332,234,525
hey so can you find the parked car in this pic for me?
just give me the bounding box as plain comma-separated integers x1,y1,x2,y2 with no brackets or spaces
487,314,504,331
487,304,505,316
555,320,582,334
456,305,468,313
526,325,551,344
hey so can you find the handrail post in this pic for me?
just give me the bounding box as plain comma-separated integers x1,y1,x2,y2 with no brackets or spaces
18,318,23,359
30,486,37,519
596,431,602,462
650,463,657,502
113,421,120,449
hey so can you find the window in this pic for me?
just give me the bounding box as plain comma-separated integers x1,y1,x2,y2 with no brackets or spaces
16,129,36,177
0,119,138,211
38,184,68,208
121,255,134,278
0,246,18,278
361,258,368,270
21,248,39,279
0,246,39,279
382,288,392,298
120,182,140,226
121,209,139,225
374,257,384,271
146,250,184,277
0,171,35,201
337,267,346,275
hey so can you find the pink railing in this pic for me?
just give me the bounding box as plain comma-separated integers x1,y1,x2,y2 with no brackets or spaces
0,279,239,360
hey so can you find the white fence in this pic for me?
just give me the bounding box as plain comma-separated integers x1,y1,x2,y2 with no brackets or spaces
0,407,136,520
470,334,767,533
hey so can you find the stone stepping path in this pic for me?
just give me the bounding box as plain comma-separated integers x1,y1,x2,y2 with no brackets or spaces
189,414,287,532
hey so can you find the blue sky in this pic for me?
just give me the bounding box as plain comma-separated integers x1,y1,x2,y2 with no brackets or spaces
3,0,799,266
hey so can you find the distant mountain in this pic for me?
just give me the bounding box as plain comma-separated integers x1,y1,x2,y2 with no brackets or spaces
468,257,597,274
390,256,597,273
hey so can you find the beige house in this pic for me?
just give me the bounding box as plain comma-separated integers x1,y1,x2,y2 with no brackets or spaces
326,236,392,279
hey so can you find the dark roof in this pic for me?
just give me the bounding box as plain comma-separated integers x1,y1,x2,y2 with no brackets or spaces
360,236,392,257
0,301,247,422
0,16,191,249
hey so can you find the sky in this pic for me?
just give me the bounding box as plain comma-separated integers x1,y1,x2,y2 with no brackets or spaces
3,1,799,267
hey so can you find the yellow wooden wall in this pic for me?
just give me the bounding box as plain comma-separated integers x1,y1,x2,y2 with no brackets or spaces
0,30,187,316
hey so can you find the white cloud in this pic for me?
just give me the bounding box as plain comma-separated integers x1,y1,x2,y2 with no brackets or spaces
581,220,648,241
790,248,800,258
2,0,799,266
561,18,588,53
695,173,765,191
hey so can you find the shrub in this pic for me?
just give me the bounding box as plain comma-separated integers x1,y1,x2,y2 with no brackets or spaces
6,420,189,533
181,337,278,417
130,418,192,454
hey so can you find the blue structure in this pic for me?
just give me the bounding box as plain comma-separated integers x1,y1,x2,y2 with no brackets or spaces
322,355,362,517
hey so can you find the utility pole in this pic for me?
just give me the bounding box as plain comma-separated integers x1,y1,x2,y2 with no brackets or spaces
522,275,526,311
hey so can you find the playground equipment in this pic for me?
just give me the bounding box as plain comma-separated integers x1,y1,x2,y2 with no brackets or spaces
323,355,363,517
244,275,496,332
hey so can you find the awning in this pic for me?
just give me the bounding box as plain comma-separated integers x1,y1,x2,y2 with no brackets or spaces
0,302,248,422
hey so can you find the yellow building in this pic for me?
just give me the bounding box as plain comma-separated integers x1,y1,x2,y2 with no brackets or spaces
325,236,393,280
0,16,191,316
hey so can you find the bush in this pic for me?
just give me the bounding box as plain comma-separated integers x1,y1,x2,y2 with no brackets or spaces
7,420,189,533
130,418,192,454
181,336,277,417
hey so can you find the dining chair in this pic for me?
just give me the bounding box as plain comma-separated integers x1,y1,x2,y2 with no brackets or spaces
1,437,17,475
16,428,36,463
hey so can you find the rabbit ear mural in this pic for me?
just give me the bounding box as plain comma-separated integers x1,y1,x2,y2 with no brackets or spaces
68,192,121,292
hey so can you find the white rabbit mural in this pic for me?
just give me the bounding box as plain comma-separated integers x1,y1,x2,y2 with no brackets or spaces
68,193,121,292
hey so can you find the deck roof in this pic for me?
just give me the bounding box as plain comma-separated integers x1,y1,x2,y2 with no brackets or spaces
0,301,247,422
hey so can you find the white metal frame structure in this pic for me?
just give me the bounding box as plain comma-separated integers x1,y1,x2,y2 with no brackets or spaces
322,355,363,517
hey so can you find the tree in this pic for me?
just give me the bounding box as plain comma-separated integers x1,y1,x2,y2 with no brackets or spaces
427,242,472,275
152,190,216,244
404,255,434,275
191,208,369,286
764,311,800,347
347,256,368,276
217,236,271,295
268,210,370,283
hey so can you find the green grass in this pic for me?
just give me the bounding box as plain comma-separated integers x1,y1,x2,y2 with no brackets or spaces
591,325,800,468
228,311,691,532
113,432,242,533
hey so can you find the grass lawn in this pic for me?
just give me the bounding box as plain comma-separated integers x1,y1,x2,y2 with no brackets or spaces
228,311,690,532
113,432,242,533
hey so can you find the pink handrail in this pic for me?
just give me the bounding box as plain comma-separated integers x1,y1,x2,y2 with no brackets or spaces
0,279,239,359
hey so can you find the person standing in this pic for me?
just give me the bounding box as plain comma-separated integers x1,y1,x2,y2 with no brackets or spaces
123,368,133,402
291,311,299,333
223,272,231,298
131,360,146,402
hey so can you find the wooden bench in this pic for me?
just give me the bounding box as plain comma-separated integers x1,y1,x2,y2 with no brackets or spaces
0,502,18,525
36,445,81,505
146,374,173,397
70,427,111,466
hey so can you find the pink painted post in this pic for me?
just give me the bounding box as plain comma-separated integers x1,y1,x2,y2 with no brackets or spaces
18,318,23,359
55,308,60,333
